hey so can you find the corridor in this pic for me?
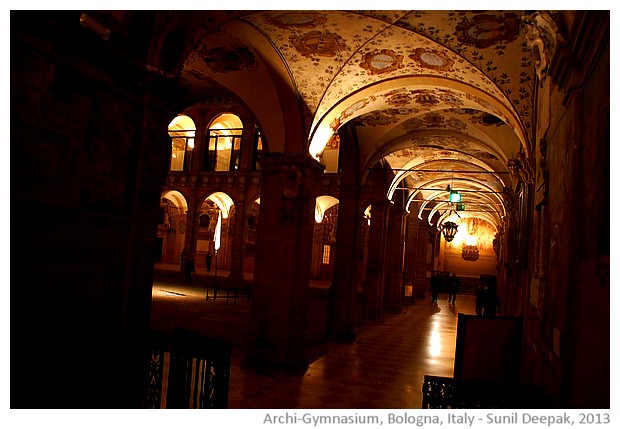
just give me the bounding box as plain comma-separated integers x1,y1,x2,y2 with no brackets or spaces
149,267,477,408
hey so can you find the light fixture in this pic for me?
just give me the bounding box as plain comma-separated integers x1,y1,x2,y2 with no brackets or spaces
440,181,462,242
441,221,458,242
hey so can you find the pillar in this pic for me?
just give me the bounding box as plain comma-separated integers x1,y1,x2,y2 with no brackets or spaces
182,190,199,262
364,200,390,320
227,195,246,281
328,184,361,341
10,11,181,407
402,207,418,301
247,153,324,372
412,221,433,299
227,116,259,280
384,204,407,312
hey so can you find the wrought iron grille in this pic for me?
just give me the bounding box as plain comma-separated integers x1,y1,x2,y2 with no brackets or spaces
143,328,232,408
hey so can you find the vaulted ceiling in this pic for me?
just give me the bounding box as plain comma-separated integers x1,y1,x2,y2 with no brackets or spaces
168,10,542,233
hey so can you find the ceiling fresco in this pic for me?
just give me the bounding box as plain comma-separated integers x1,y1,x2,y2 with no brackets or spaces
176,9,549,232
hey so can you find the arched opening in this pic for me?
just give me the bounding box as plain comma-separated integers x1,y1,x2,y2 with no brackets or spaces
311,196,340,281
168,114,196,172
205,113,243,172
438,217,498,281
196,192,235,272
157,190,189,265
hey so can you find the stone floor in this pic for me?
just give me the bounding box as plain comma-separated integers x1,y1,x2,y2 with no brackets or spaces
149,266,477,409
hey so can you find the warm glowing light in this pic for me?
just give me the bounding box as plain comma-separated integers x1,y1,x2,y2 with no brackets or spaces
429,320,441,357
168,114,196,133
161,190,188,214
315,196,339,223
309,126,334,160
214,210,222,251
465,235,478,246
441,221,458,242
207,192,234,218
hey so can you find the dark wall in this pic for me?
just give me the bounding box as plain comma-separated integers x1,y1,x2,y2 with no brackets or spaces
11,11,178,407
521,11,610,408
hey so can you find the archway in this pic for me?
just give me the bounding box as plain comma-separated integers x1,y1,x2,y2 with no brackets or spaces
196,192,235,272
158,190,189,265
168,114,196,172
311,196,340,281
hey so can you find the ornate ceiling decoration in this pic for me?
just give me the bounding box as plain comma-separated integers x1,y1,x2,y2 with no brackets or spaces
174,9,548,232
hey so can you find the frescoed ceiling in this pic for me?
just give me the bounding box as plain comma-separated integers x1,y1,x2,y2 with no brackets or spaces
171,10,549,231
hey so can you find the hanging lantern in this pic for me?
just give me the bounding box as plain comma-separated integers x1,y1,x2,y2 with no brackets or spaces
441,221,458,242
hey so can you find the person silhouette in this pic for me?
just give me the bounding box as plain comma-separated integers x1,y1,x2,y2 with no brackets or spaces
430,273,440,304
180,248,189,272
184,256,195,283
483,286,500,316
205,251,213,272
448,273,459,306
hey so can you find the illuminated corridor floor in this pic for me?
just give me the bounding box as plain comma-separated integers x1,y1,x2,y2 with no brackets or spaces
149,268,477,409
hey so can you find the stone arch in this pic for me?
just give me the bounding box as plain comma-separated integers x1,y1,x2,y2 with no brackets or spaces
157,189,190,265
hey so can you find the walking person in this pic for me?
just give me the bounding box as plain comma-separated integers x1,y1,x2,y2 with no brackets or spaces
448,273,459,306
180,248,189,272
184,256,195,284
430,273,440,305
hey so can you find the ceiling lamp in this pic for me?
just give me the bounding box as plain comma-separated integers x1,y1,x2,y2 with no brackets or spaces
441,221,458,242
440,183,461,242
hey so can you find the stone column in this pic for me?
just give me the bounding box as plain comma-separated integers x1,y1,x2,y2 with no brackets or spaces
247,153,324,372
183,190,199,260
10,10,183,406
384,204,407,312
227,195,246,281
227,116,258,280
238,116,256,171
193,113,208,172
122,89,178,407
364,200,390,320
402,208,417,301
413,221,433,299
328,184,361,341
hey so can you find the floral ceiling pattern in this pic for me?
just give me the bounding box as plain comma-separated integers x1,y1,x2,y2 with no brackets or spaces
178,9,549,231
